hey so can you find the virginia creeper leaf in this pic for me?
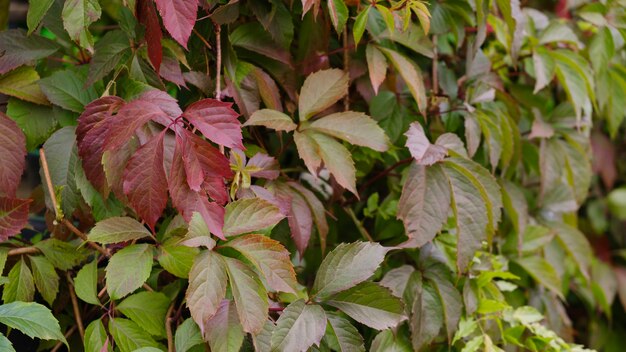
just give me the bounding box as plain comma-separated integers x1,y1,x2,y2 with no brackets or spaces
223,198,285,237
117,291,170,337
307,111,389,152
298,69,348,121
154,0,197,48
270,299,326,352
204,300,245,351
186,250,228,335
105,244,153,300
0,111,26,197
223,256,269,334
183,99,243,149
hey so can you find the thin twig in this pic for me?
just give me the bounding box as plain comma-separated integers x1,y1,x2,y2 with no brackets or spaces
166,302,176,352
432,34,439,96
343,29,350,111
66,272,85,341
344,207,374,242
358,158,413,193
50,325,77,352
142,283,154,292
98,285,107,298
39,148,60,220
63,219,110,257
7,247,40,256
214,22,222,101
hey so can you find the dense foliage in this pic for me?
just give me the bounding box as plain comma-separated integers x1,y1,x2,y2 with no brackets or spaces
0,0,625,350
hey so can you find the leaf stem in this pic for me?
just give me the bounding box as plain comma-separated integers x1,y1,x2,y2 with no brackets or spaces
166,302,175,352
344,207,374,242
66,272,85,341
50,325,77,352
7,246,40,256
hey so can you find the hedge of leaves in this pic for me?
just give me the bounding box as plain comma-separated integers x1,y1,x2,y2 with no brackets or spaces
0,0,624,351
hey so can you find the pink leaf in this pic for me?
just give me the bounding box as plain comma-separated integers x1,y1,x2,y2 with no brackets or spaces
178,130,204,191
105,100,171,151
202,177,229,205
137,0,163,73
247,153,279,180
123,131,168,230
154,0,198,49
77,96,126,193
0,112,26,197
184,99,244,149
405,122,447,165
160,55,187,88
138,90,183,119
186,131,232,180
0,197,31,241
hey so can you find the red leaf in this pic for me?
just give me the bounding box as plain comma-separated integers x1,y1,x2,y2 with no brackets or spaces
138,90,183,119
0,197,31,241
160,55,187,88
105,100,170,151
184,99,244,149
0,112,26,197
187,132,233,180
169,140,226,239
123,131,168,230
77,96,126,193
202,177,229,205
137,0,163,73
154,0,197,49
178,131,204,191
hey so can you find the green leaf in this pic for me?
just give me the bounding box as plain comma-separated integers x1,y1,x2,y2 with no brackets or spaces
108,317,160,352
298,68,348,121
230,22,291,65
270,299,327,352
74,260,100,305
532,47,555,93
40,126,81,217
513,256,563,298
224,234,298,293
312,242,388,301
328,0,348,34
397,163,451,247
306,111,389,152
174,318,203,352
443,158,502,271
244,109,297,132
495,0,524,63
378,47,427,115
0,66,49,105
308,131,357,195
2,257,34,303
28,256,59,306
223,256,269,334
88,217,152,244
588,27,614,73
86,30,131,86
182,212,217,249
0,333,15,352
253,320,275,352
551,222,593,281
324,312,365,352
353,6,370,45
326,282,405,330
39,68,99,113
406,273,443,351
6,98,57,151
105,244,153,300
223,198,285,237
62,0,101,50
84,319,109,352
117,291,170,337
34,238,90,270
550,50,595,121
0,301,66,344
380,265,415,298
185,250,228,335
426,269,462,343
370,329,412,352
157,239,199,278
27,0,55,34
0,29,59,74
205,300,245,352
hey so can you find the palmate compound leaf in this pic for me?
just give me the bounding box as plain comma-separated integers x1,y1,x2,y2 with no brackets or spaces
325,282,406,330
0,301,67,345
105,244,153,300
224,234,298,293
324,312,366,352
204,300,245,352
87,216,152,244
397,163,451,247
185,250,228,336
312,242,388,301
298,69,348,121
270,299,327,352
154,0,197,48
223,198,285,237
223,256,269,334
